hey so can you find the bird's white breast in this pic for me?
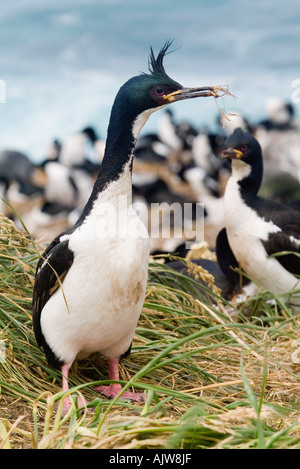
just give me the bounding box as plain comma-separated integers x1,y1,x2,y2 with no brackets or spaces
40,161,150,365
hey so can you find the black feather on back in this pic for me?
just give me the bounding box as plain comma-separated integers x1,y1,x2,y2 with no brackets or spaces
254,197,300,276
216,227,249,288
263,231,300,276
32,236,74,368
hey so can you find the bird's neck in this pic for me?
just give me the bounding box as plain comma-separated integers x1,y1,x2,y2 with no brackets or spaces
93,106,158,195
95,123,136,195
230,158,263,204
75,108,153,226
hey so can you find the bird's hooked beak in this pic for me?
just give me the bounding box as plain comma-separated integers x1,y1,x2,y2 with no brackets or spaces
163,86,221,103
222,148,244,160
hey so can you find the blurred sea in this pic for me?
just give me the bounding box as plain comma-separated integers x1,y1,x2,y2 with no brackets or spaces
1,0,300,162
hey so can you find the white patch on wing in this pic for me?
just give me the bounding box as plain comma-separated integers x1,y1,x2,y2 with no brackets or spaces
60,234,71,243
290,235,300,247
37,252,53,275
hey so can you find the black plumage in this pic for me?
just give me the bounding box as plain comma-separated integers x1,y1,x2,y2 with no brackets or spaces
216,227,249,289
33,238,75,369
255,199,300,276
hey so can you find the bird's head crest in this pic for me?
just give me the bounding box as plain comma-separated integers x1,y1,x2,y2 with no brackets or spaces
147,40,174,79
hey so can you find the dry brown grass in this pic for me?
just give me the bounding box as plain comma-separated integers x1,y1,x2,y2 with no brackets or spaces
0,213,300,449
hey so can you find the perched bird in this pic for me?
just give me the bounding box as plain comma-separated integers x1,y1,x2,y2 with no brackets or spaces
0,150,35,183
216,128,300,307
255,101,300,183
42,161,93,210
32,41,224,415
134,133,170,163
259,98,295,131
218,111,252,136
191,130,223,180
158,109,197,152
157,109,184,152
56,126,104,172
0,150,43,201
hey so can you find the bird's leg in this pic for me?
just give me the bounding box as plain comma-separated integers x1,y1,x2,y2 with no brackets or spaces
96,357,145,402
58,364,73,416
59,364,88,416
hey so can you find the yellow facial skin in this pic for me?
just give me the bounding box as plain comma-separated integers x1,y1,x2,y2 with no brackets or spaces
232,149,243,159
163,89,181,102
222,148,244,160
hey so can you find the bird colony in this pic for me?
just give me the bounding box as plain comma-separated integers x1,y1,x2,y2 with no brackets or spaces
1,98,299,253
1,44,300,416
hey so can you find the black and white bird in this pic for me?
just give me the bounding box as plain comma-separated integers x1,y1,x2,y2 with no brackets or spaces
0,150,43,202
32,41,224,415
255,99,300,183
216,128,300,307
259,97,295,131
57,126,104,171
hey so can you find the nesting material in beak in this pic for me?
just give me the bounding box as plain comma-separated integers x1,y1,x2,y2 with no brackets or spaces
164,84,231,103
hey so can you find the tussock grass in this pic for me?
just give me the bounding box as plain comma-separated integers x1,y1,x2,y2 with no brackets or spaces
0,213,300,449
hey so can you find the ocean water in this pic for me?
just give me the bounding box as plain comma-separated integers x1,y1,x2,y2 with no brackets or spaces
1,0,300,162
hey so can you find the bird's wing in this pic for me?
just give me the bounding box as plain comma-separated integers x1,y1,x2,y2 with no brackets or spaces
256,199,300,276
216,227,249,287
263,230,300,276
32,237,74,347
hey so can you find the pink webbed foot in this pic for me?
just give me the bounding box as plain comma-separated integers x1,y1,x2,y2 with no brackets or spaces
96,357,145,402
58,394,90,417
96,383,145,402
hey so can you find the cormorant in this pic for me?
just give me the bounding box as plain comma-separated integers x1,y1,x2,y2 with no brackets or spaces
32,41,225,415
216,128,300,308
